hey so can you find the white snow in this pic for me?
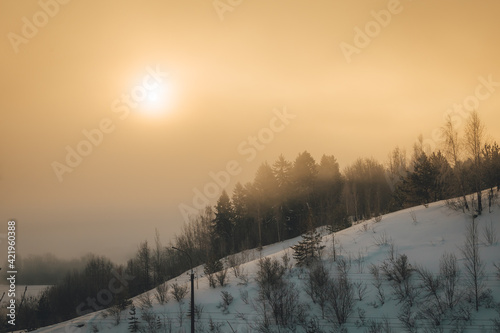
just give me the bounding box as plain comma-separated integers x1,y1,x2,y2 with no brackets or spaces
31,198,500,332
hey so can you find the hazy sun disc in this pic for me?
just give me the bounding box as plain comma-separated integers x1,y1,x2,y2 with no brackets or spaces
140,80,173,116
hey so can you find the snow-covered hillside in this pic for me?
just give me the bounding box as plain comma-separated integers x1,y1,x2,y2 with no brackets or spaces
33,198,500,333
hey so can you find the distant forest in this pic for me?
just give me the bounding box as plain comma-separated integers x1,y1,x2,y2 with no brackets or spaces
2,111,499,331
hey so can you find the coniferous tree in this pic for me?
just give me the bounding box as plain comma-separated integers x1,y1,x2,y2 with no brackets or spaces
137,241,152,292
292,209,325,267
273,155,293,241
212,191,234,257
232,182,254,252
316,154,345,230
128,304,140,333
253,163,279,245
483,142,500,191
429,151,454,202
289,151,318,234
408,151,437,205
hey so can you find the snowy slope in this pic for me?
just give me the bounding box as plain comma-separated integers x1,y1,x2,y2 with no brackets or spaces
32,198,500,333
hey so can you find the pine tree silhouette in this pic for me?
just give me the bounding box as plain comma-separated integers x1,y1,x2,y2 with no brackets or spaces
128,304,140,332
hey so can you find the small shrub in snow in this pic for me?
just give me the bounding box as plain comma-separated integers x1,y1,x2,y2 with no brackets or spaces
365,316,393,333
140,309,159,333
381,253,416,305
204,256,223,288
478,288,495,308
418,300,444,329
217,290,233,314
336,256,351,277
409,209,417,224
451,302,473,323
374,214,383,223
239,288,249,304
194,303,204,320
373,231,392,246
255,263,306,331
440,252,461,310
356,307,366,327
176,303,186,327
445,198,468,212
215,267,228,287
305,262,330,318
305,316,324,333
208,317,224,333
138,292,153,310
170,283,188,303
492,305,500,332
495,262,500,280
415,265,445,315
397,302,417,333
104,304,122,326
327,273,355,325
281,250,293,272
227,253,243,278
482,219,498,245
237,269,249,285
353,281,368,301
492,318,500,333
256,257,286,299
354,250,365,273
154,283,169,305
369,264,385,306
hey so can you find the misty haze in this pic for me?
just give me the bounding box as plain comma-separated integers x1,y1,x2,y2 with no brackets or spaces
1,1,500,332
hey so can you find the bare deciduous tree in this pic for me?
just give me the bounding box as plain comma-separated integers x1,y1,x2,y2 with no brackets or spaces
305,262,330,318
170,283,188,303
154,282,169,305
460,216,485,311
327,273,355,325
442,115,469,212
369,264,385,306
415,265,444,315
464,110,485,215
439,252,461,310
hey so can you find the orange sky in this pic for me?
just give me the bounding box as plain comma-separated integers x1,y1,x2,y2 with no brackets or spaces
1,0,500,263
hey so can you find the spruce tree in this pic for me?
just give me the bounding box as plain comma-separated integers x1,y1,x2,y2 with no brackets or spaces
128,304,139,333
212,190,234,257
292,210,325,266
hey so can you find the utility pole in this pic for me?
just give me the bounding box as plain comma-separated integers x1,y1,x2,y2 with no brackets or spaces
172,247,194,333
